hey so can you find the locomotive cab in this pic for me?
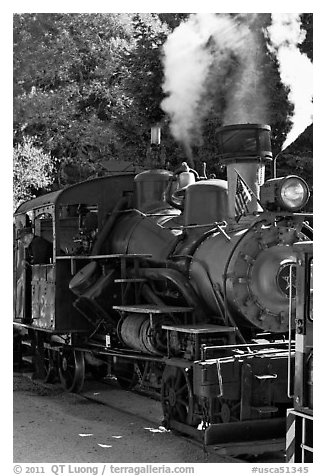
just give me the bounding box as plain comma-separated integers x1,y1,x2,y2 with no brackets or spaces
13,174,135,332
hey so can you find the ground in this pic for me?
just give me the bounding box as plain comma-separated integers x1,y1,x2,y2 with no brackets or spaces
13,373,239,463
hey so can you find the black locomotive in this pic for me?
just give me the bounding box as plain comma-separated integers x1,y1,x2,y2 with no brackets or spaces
13,124,312,450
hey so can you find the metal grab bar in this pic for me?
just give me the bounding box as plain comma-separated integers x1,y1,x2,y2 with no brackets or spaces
287,263,294,399
216,360,224,397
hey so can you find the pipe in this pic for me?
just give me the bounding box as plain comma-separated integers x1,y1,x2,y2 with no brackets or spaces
92,196,128,255
135,267,204,320
142,283,167,307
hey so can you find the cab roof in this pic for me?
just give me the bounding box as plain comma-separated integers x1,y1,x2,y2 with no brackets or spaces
14,174,135,215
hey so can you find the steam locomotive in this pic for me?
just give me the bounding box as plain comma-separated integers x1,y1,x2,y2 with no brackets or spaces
13,124,312,450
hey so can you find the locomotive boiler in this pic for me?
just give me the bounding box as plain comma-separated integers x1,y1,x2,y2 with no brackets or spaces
104,124,309,338
13,123,312,451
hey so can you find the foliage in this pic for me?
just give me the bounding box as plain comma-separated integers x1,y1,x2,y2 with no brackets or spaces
158,14,189,30
300,14,313,61
13,13,133,157
13,136,55,209
122,14,169,124
276,124,313,210
13,13,173,197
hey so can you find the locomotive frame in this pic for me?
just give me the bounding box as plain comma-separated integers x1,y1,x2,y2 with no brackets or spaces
13,124,313,454
286,241,313,463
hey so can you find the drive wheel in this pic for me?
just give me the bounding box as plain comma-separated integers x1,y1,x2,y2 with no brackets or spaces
30,331,56,383
40,346,57,384
161,366,200,427
59,349,85,393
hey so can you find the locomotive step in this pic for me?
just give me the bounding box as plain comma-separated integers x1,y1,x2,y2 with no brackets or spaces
162,323,237,334
114,278,147,283
252,406,279,414
21,339,33,347
22,355,34,365
254,373,278,380
112,304,193,314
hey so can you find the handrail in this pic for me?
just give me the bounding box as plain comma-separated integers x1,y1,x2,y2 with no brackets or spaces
216,360,224,397
287,263,295,399
56,253,151,260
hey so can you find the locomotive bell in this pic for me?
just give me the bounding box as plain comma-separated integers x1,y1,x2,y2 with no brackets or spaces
216,124,273,219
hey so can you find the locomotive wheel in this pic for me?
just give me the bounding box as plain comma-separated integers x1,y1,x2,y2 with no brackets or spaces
13,330,23,368
58,349,85,393
215,399,240,423
161,366,200,428
42,347,58,384
28,331,56,383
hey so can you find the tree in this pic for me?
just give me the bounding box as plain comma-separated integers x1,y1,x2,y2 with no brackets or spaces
13,136,55,209
13,13,174,187
13,13,137,196
158,14,189,30
300,13,313,61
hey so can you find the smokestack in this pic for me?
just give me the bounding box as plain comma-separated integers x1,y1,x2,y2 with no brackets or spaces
216,124,273,219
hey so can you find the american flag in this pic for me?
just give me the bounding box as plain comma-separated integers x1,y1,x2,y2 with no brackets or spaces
235,171,252,220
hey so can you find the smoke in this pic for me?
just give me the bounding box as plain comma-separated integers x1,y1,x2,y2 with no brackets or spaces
222,15,268,126
161,13,268,151
161,13,312,152
160,14,216,149
266,13,313,149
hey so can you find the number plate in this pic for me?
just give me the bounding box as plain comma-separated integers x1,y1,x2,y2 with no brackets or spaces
105,334,111,348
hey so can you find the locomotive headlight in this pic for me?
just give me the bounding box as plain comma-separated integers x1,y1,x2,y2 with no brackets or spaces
280,177,308,210
260,176,310,211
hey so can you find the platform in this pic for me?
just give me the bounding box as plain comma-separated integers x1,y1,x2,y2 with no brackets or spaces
162,323,236,334
112,304,193,314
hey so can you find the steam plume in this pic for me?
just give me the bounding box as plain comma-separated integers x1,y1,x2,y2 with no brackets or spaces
266,13,313,149
161,13,268,151
160,14,215,149
161,13,312,152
